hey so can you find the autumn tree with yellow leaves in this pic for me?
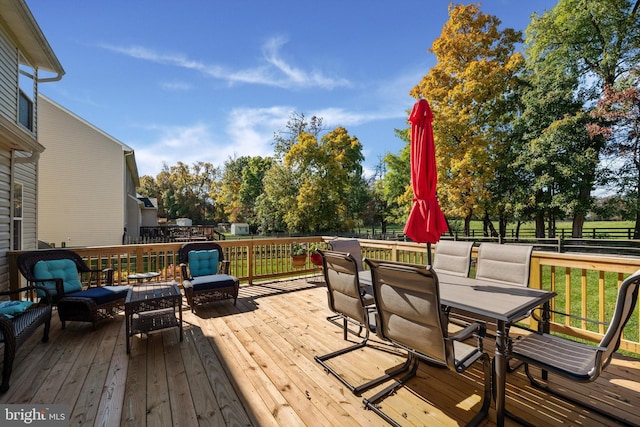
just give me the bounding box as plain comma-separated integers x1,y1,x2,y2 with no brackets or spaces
410,4,524,236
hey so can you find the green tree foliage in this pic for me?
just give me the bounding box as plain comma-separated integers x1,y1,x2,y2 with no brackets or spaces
515,46,595,237
240,156,274,232
525,0,640,236
217,156,250,223
150,161,220,223
410,3,524,236
255,113,368,233
284,126,368,232
381,128,412,224
138,175,163,216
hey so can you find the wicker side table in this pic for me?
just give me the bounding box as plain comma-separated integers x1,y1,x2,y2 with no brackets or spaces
125,282,183,354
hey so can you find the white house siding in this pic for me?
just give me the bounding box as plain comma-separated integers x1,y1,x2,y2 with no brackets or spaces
0,149,11,285
37,96,127,247
14,154,38,250
0,25,18,122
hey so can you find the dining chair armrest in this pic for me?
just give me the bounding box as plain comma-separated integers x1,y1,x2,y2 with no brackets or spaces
450,321,486,342
530,306,608,328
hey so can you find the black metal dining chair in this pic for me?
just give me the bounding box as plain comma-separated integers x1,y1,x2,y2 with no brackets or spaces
509,268,640,426
314,250,404,395
363,258,492,427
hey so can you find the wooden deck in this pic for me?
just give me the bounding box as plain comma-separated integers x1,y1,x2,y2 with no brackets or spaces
2,276,639,426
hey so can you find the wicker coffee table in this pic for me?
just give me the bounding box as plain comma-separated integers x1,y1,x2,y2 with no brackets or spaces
125,282,183,354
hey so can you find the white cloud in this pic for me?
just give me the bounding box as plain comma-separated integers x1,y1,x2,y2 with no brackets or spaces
133,108,290,177
98,37,350,90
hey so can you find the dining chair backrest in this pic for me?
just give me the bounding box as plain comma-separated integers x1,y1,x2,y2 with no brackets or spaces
432,240,474,277
365,258,455,370
598,268,640,368
318,249,372,324
475,243,533,287
329,239,364,272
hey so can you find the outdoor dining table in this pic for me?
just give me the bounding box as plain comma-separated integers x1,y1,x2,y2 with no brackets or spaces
358,271,556,426
436,273,556,427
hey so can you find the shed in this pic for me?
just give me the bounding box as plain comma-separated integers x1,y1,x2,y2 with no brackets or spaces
231,223,250,235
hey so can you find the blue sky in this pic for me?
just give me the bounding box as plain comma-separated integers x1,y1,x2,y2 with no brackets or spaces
29,1,556,178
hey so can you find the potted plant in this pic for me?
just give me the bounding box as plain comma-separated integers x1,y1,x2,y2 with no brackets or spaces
291,243,307,268
309,243,323,266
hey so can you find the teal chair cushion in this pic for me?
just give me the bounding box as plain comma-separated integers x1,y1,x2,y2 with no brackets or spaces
0,300,34,318
188,250,219,277
33,259,83,297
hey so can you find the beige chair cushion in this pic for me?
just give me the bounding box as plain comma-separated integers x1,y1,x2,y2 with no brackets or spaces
475,243,533,287
329,239,364,272
432,241,474,277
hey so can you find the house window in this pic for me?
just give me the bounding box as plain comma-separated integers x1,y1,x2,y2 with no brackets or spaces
18,63,35,132
13,183,22,250
18,90,33,130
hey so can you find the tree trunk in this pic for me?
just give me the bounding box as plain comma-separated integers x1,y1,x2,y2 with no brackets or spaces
572,212,585,238
464,214,472,237
483,212,499,238
535,212,545,238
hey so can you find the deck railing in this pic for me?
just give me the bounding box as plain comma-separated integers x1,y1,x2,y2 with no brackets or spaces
8,237,640,354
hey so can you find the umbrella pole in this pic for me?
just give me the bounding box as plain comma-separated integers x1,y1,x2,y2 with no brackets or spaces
427,243,432,267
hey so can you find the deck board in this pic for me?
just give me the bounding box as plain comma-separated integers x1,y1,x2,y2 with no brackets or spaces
1,276,639,426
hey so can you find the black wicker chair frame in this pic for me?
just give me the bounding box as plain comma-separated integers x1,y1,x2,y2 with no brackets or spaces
17,249,124,329
179,242,239,311
0,285,52,393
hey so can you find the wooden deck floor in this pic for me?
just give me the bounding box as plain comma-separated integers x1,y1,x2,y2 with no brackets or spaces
2,276,639,426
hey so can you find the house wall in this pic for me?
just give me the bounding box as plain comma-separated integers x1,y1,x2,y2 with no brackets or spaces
0,25,19,123
0,149,10,285
37,96,126,247
13,154,37,250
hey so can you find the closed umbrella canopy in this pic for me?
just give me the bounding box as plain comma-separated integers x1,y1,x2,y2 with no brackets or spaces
403,99,448,262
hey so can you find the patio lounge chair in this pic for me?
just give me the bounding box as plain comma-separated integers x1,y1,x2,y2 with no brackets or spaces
17,249,128,329
314,250,402,395
509,268,640,426
0,285,52,392
432,240,474,277
179,242,239,312
364,258,491,427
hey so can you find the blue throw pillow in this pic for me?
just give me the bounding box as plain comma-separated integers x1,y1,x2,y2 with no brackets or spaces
0,300,34,318
188,250,219,277
33,259,84,297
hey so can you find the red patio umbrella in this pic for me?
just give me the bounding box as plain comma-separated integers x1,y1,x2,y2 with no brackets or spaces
403,99,448,265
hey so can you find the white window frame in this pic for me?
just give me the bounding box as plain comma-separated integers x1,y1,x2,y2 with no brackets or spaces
12,182,23,250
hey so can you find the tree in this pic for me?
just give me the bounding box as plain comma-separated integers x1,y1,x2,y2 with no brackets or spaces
284,126,367,232
410,3,525,236
138,175,164,217
273,112,323,161
255,113,368,234
255,163,298,233
239,156,274,232
217,156,251,224
514,47,595,237
589,72,640,236
381,128,412,224
153,161,219,223
525,0,640,236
